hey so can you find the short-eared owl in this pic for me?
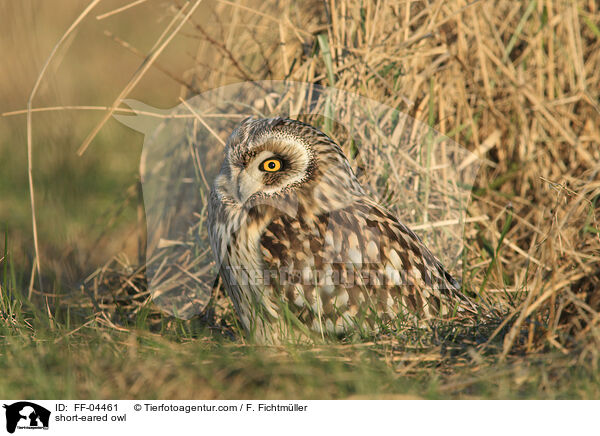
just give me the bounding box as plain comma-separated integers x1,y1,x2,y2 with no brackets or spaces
208,117,474,343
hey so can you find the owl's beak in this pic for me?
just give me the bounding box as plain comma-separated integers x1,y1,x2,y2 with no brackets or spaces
233,170,298,218
236,170,261,203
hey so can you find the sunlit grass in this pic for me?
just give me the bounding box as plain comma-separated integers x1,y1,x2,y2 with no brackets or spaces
1,0,599,399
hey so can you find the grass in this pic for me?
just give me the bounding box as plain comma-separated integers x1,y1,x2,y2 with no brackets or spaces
1,275,599,400
1,0,600,399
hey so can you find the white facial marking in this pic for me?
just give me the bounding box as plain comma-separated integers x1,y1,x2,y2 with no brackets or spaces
237,150,275,203
232,135,311,204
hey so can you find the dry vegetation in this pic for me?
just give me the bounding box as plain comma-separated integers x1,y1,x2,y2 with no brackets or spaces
1,0,599,398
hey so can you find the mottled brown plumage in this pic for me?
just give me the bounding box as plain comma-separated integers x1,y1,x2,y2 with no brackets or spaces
208,117,474,343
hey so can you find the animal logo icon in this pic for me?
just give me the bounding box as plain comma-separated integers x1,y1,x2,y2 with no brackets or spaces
3,402,50,434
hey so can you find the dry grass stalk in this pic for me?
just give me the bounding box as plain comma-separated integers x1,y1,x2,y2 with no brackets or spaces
25,0,103,296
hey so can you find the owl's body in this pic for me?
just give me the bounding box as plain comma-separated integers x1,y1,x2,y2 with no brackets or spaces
208,117,474,343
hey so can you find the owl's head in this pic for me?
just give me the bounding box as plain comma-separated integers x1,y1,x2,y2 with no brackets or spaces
213,117,362,211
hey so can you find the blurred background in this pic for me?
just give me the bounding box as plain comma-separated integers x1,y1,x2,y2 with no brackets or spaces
2,0,257,284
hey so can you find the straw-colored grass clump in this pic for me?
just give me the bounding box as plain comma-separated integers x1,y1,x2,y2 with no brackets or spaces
4,0,600,358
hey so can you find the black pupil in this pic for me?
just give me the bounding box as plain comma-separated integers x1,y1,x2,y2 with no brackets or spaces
268,161,276,169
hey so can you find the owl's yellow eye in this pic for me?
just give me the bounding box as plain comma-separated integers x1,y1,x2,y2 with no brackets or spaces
260,158,282,172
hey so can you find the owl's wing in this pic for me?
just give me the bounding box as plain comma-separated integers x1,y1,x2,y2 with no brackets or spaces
351,197,477,316
259,196,477,322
